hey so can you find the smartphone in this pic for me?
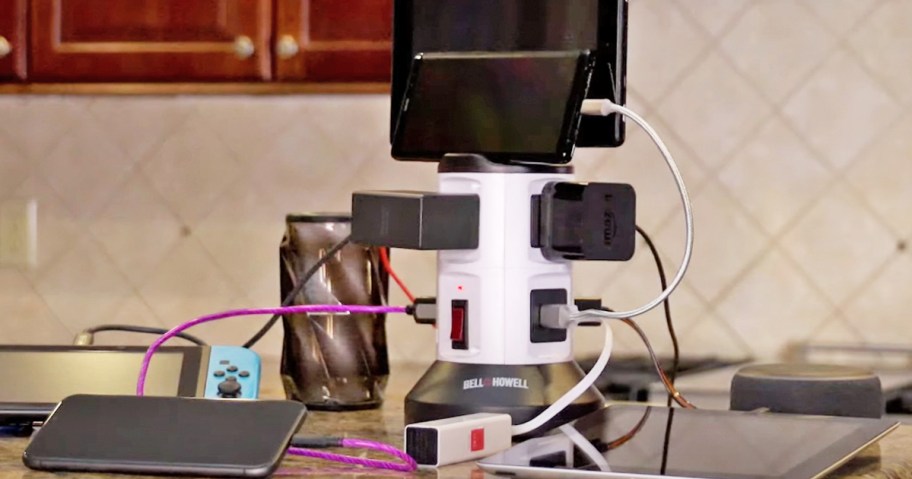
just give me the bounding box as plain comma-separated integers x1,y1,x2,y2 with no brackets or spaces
23,395,307,478
391,50,595,164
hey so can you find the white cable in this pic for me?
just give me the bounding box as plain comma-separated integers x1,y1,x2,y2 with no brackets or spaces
574,99,694,321
512,100,691,436
558,423,611,471
511,323,612,436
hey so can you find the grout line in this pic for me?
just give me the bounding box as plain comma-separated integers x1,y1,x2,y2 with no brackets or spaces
773,180,900,314
650,0,752,107
813,112,907,236
13,266,79,339
837,1,908,107
676,0,755,41
132,107,201,172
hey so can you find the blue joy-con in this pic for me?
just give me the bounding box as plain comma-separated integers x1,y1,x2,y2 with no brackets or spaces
203,346,261,399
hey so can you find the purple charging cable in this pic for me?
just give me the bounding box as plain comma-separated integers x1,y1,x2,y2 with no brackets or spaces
288,439,418,473
135,304,406,396
134,304,417,473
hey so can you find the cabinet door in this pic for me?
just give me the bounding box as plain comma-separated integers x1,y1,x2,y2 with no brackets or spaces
30,0,272,82
0,0,27,81
275,0,392,83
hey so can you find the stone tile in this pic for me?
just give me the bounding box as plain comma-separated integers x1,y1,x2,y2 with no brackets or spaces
0,96,81,159
718,118,831,236
658,52,772,169
627,0,711,102
845,114,912,237
33,237,132,334
0,269,72,344
782,50,900,170
89,173,184,288
655,180,770,302
677,0,751,36
843,252,912,344
141,117,243,227
39,120,133,218
137,237,252,347
194,184,285,301
0,130,31,196
680,315,753,360
89,98,194,162
715,249,834,359
848,0,912,103
780,182,896,304
721,1,836,102
802,0,881,35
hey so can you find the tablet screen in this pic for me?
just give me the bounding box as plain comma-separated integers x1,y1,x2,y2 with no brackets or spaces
0,347,198,404
392,51,593,163
479,404,899,479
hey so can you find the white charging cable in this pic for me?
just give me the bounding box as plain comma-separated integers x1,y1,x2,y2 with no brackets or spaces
573,99,694,321
511,99,694,436
559,423,611,471
511,323,612,436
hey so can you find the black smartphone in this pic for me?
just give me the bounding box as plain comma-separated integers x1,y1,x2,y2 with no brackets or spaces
391,50,595,164
23,395,307,478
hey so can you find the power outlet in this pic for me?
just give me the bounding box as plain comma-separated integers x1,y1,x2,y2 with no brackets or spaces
0,199,37,267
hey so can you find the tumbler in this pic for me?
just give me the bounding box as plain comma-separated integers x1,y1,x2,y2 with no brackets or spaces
279,214,389,410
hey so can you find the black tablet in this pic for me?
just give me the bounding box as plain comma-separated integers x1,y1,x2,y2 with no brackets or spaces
478,404,899,479
391,0,628,148
23,395,307,478
392,50,595,164
0,345,203,425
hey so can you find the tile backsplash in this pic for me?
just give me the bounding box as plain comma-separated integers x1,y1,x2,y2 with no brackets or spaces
1,0,910,365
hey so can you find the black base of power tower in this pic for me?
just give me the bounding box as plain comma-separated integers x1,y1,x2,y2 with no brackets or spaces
404,360,605,438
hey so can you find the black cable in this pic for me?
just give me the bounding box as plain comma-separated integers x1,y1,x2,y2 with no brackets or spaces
81,325,207,346
635,225,679,408
660,407,675,475
241,235,352,349
291,435,343,449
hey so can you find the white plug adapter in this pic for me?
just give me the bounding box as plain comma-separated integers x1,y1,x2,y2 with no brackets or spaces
404,413,513,468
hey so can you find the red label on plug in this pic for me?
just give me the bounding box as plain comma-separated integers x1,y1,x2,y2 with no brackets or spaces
470,428,485,452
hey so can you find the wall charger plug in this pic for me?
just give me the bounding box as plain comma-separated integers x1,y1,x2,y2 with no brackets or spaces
404,413,513,468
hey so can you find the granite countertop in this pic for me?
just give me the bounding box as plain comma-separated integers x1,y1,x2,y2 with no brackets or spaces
1,362,911,478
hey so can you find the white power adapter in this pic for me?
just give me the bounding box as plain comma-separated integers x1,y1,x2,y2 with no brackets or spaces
404,413,513,467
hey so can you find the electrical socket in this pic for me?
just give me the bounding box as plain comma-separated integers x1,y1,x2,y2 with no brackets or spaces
0,199,37,267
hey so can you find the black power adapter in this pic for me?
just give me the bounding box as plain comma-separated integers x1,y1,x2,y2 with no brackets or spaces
351,191,480,250
533,182,636,261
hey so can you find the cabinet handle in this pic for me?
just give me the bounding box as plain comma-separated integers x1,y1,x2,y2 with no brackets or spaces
276,35,300,60
233,36,255,59
0,37,11,59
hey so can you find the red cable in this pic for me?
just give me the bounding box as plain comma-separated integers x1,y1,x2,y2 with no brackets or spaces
379,248,416,303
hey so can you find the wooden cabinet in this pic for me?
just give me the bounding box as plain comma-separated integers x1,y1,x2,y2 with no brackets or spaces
0,0,391,89
275,0,392,83
29,0,273,82
0,0,27,81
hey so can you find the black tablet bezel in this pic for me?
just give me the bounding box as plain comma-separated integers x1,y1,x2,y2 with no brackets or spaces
391,50,595,164
0,345,204,425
